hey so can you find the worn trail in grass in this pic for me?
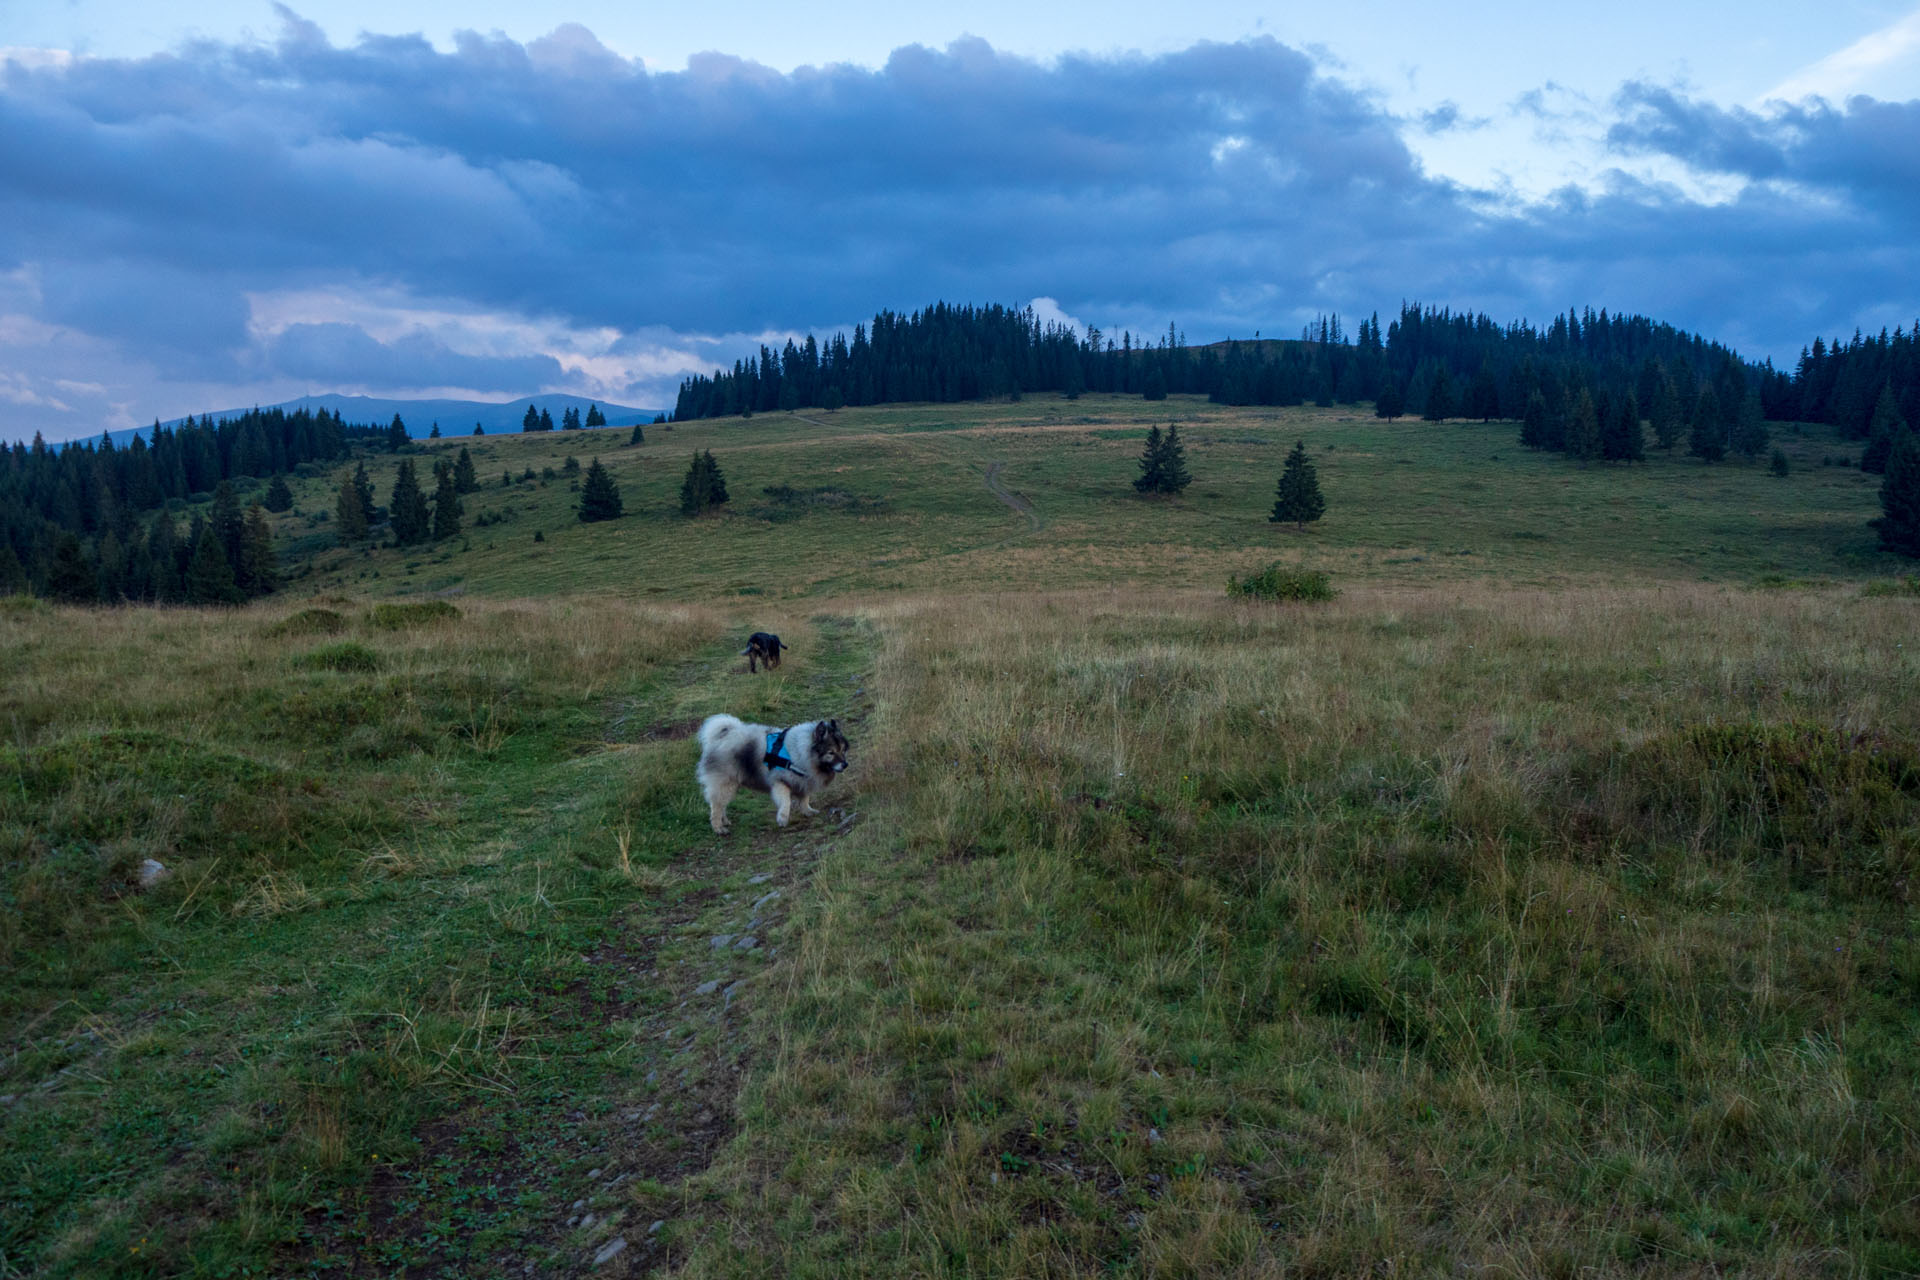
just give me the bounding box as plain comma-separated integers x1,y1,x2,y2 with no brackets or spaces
0,599,875,1278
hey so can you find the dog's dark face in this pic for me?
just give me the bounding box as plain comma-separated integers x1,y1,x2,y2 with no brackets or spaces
812,718,849,774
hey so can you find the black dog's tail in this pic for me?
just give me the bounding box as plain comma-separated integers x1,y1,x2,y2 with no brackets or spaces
776,638,789,650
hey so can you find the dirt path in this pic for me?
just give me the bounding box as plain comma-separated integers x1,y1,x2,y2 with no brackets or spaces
983,461,1043,534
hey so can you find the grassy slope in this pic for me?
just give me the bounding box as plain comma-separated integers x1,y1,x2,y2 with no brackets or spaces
3,396,1917,1277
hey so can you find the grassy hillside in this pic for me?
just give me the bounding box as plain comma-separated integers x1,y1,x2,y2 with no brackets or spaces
3,396,1917,1277
269,395,1901,601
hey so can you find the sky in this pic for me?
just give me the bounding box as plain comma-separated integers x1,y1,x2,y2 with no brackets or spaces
2,1,1917,442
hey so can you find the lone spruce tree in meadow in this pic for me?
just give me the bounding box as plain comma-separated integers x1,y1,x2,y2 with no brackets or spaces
1269,440,1325,530
1133,426,1165,493
1877,428,1920,557
264,473,294,512
578,458,623,522
585,404,607,428
628,423,645,446
1157,424,1191,494
387,414,409,451
679,451,730,516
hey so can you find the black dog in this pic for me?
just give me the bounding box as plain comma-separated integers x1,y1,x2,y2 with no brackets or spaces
741,632,788,673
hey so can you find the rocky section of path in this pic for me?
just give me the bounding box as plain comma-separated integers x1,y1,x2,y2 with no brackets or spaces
555,814,859,1277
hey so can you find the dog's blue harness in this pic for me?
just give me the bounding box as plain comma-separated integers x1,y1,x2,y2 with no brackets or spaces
764,729,797,775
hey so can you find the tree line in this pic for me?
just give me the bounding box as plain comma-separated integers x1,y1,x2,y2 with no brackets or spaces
669,302,1789,428
0,407,393,603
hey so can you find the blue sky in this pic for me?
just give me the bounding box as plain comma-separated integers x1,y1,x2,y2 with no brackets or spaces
2,1,1917,441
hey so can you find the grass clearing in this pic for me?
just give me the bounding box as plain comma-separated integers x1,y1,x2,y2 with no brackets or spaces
4,393,1918,1275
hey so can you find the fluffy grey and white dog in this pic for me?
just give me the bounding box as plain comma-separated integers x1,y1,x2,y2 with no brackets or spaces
696,714,849,834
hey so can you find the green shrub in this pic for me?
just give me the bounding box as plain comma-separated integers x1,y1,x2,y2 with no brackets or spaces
1861,576,1920,599
264,607,347,637
297,642,382,673
368,600,460,629
1226,563,1335,602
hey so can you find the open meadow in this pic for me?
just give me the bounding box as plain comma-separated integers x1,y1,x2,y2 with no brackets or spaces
4,396,1918,1277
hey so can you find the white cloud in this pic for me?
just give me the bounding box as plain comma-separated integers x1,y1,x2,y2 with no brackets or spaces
1764,6,1920,103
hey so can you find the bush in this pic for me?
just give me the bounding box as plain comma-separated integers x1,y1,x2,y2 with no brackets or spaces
1226,563,1336,602
368,601,460,629
264,607,347,638
1861,576,1920,599
296,641,382,672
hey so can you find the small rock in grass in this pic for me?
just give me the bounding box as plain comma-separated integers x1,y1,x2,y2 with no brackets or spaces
587,1168,601,1180
694,979,721,996
593,1237,628,1266
1147,1128,1163,1145
752,890,781,910
138,859,170,889
747,873,773,885
648,1220,665,1236
734,935,758,951
709,935,733,949
572,1199,586,1210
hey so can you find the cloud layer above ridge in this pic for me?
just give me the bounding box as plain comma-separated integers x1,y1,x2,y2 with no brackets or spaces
1,20,1914,439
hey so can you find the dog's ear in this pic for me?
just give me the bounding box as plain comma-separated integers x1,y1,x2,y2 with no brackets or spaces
826,718,838,733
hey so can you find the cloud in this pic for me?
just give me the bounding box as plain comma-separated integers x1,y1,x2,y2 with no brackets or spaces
0,20,1915,440
1767,8,1920,103
262,323,566,393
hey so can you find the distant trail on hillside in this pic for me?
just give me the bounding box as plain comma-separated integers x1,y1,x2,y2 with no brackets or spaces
984,461,1043,533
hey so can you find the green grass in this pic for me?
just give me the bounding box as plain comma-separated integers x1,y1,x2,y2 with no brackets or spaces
5,394,1918,1276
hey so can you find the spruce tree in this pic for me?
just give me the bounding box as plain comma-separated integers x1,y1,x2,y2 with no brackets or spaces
1269,440,1326,529
389,459,431,545
1601,392,1645,462
1877,428,1920,557
148,514,184,602
1566,389,1601,461
0,541,26,596
1650,376,1682,450
539,408,555,432
1158,424,1191,494
387,414,409,450
184,528,242,605
238,502,276,595
578,458,623,522
1375,380,1405,421
585,404,606,428
1521,390,1548,448
629,424,645,446
454,447,479,494
431,469,462,540
1469,363,1500,421
1770,448,1790,477
562,406,581,430
474,423,485,436
264,474,294,512
1689,388,1727,462
1133,425,1165,493
523,404,541,432
1731,392,1769,460
336,472,369,542
1862,385,1908,474
679,452,712,516
45,532,95,603
1423,368,1455,422
704,450,729,506
210,480,246,564
428,422,441,439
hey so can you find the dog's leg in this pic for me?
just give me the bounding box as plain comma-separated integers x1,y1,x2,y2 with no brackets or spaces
705,776,739,834
771,780,794,827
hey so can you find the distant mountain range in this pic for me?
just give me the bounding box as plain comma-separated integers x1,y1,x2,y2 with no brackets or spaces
52,393,663,449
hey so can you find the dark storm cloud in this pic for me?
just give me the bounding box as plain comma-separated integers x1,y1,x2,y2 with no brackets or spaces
0,17,1914,439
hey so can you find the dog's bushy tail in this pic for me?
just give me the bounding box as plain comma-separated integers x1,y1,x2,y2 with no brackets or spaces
698,714,745,752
